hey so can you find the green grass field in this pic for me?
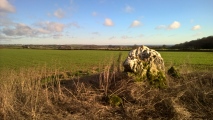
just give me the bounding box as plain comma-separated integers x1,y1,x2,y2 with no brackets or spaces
160,51,213,69
0,49,213,72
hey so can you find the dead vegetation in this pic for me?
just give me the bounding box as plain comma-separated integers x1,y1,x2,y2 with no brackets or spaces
0,62,213,120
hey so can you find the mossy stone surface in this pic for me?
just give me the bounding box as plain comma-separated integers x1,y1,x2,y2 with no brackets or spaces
168,66,180,78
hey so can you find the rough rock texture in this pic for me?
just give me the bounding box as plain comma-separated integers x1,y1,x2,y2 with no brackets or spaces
123,45,166,87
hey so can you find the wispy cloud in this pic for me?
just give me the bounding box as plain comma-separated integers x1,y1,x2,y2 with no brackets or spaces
0,15,15,26
124,5,134,13
156,21,181,30
155,25,167,30
70,0,74,4
39,21,65,32
92,11,98,16
121,35,131,39
36,28,50,34
109,36,116,40
53,33,63,39
103,18,114,26
92,32,100,35
54,9,65,18
68,22,81,28
99,0,106,4
190,19,194,23
0,34,22,42
192,25,201,30
138,34,144,38
192,32,202,37
0,0,16,13
130,20,141,28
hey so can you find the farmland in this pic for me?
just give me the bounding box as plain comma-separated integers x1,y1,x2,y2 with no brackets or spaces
0,49,127,72
1,49,213,72
0,49,213,119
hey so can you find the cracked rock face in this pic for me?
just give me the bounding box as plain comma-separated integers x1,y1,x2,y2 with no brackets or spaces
123,45,165,74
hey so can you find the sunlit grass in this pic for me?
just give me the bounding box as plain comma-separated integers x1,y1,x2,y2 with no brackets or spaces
0,49,213,72
0,49,126,72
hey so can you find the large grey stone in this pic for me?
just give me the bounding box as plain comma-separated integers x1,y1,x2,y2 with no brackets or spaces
123,45,164,72
123,45,166,87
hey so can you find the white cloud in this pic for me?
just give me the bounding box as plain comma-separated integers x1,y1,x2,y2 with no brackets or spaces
104,18,114,26
36,28,50,34
39,22,65,32
2,23,34,36
54,9,65,18
156,21,181,30
2,23,51,37
130,20,141,28
2,28,15,36
2,22,65,38
124,5,134,13
0,34,21,42
0,34,9,39
192,25,201,30
0,0,15,13
168,21,181,29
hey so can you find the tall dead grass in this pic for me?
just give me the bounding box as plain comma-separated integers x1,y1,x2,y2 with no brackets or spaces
0,59,213,119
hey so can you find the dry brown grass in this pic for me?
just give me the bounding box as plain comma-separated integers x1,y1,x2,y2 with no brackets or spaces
0,62,213,120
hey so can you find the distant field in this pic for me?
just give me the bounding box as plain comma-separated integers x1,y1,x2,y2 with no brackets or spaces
0,49,127,72
0,49,213,72
160,51,213,69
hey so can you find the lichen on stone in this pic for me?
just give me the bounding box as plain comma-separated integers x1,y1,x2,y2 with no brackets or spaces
123,45,167,88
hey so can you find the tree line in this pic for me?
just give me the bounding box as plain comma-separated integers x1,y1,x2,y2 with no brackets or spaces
171,36,213,50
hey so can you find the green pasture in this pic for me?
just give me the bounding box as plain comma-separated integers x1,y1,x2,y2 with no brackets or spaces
0,49,213,72
160,51,213,69
0,49,126,72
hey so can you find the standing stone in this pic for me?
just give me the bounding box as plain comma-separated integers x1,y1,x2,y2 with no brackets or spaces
123,45,166,87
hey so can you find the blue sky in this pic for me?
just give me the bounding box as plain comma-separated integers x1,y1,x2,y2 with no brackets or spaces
0,0,213,45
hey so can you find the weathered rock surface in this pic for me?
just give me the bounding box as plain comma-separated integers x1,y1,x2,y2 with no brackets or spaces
123,45,166,87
